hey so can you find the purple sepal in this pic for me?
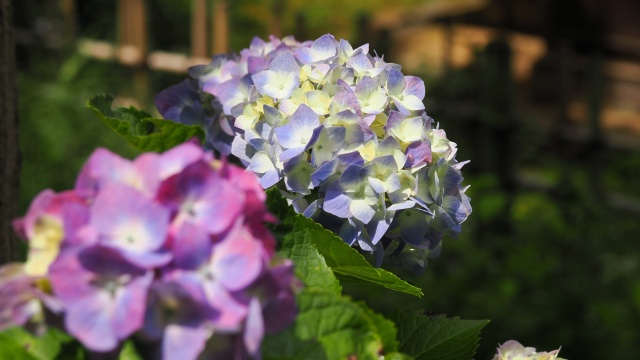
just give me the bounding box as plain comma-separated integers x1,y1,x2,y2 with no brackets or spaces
405,141,432,168
49,245,153,352
143,281,215,360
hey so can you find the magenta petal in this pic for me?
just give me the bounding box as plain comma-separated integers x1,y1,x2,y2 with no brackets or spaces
50,245,153,351
111,273,153,340
172,222,212,269
64,292,119,352
163,324,210,360
206,283,248,331
221,165,268,220
21,189,81,241
132,152,162,194
212,227,264,291
172,269,248,331
91,183,170,255
193,179,244,234
20,190,57,239
158,161,244,235
254,261,298,334
117,249,173,268
143,279,214,346
75,148,139,194
0,264,45,330
62,202,91,246
48,247,95,302
158,141,204,180
243,298,264,356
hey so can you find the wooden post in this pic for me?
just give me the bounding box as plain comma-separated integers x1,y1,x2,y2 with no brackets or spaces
192,0,208,57
211,0,228,54
557,42,572,126
587,55,604,143
59,0,76,46
269,0,284,38
585,53,606,197
0,0,21,264
117,0,148,104
442,18,453,75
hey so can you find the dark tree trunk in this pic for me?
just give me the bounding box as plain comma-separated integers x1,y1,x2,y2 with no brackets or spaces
0,0,21,264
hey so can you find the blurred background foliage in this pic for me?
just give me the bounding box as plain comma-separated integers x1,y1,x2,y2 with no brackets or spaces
12,0,640,359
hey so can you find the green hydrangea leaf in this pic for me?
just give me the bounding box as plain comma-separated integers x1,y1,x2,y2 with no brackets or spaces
87,94,204,152
286,229,341,294
265,188,294,246
293,216,422,297
119,340,144,360
262,289,382,360
0,335,38,360
0,327,75,360
356,302,399,353
390,310,489,360
266,189,423,298
381,353,415,360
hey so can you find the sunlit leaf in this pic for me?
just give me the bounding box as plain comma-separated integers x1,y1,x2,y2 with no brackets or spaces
267,189,423,298
262,289,382,360
390,310,489,360
87,94,204,152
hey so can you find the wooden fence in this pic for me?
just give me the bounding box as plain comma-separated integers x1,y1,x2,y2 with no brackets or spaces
57,0,231,104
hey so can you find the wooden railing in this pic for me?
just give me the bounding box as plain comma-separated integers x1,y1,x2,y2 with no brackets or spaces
56,0,229,104
61,0,229,69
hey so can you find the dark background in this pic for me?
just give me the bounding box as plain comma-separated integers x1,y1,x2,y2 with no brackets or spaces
12,0,640,358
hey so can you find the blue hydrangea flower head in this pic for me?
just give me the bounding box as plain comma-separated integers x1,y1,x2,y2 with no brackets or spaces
155,34,472,274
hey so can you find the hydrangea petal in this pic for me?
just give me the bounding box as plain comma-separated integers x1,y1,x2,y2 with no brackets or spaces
324,185,352,219
350,199,376,224
243,298,264,356
212,227,264,291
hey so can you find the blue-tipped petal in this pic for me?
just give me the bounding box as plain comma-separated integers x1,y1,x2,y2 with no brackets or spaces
386,68,405,95
303,200,320,218
405,141,432,168
324,185,352,219
442,195,471,223
340,164,368,189
391,209,429,246
387,200,416,211
338,218,360,245
349,199,375,224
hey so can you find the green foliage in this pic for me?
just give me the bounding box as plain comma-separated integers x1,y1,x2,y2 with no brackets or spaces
18,55,138,218
0,327,77,360
285,229,342,294
264,190,472,359
356,302,399,353
390,310,489,360
87,94,205,153
267,189,423,298
119,340,144,360
262,289,400,360
0,335,38,360
382,353,415,360
291,215,423,297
